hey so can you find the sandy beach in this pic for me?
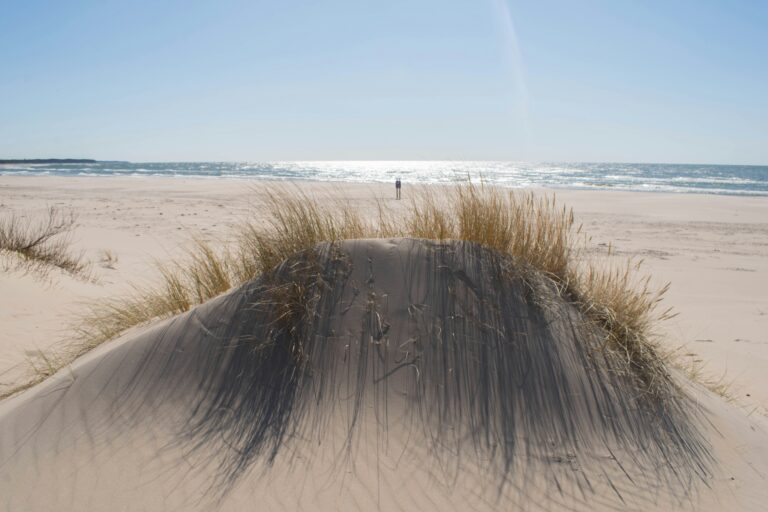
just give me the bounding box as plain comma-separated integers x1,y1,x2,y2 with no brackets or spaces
4,0,766,508
2,176,766,412
1,175,767,511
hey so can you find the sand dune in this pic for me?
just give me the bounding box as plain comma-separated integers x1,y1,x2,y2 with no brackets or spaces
2,177,767,413
2,238,765,511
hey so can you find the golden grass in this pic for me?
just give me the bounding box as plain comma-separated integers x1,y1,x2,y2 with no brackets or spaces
393,184,674,396
71,239,238,359
238,190,369,274
3,183,683,400
0,207,88,277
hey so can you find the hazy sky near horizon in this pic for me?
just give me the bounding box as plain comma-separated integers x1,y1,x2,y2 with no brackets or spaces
1,0,766,164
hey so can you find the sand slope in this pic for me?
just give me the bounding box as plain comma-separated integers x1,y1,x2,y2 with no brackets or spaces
2,238,766,511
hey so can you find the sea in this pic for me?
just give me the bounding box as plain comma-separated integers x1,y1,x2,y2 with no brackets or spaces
1,161,767,196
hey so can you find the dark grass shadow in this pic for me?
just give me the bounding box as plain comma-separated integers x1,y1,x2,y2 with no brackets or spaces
104,239,713,506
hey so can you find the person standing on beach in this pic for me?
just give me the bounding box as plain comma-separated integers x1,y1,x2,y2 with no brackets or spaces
395,178,401,200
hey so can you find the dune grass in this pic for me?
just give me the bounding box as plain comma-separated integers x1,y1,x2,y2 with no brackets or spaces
393,184,675,396
71,239,238,357
0,207,88,277
4,183,680,400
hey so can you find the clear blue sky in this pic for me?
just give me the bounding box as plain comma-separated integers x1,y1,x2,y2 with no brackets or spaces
1,0,766,164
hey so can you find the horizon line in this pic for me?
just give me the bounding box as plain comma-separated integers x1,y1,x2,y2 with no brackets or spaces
2,158,767,167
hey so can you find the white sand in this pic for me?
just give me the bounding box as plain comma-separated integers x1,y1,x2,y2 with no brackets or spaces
1,176,767,511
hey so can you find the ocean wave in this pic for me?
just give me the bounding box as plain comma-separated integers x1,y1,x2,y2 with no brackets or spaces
2,161,767,196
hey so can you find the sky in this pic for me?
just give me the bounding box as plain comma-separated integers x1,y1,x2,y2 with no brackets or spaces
0,0,766,164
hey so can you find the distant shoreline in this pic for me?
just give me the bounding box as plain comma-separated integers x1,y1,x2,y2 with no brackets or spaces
0,159,97,164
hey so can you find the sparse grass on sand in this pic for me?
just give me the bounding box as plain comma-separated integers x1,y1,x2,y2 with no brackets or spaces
4,184,682,400
99,249,118,269
0,207,88,278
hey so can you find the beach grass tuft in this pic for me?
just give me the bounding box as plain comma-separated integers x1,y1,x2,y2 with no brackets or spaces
0,207,88,277
395,183,674,396
71,239,238,360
